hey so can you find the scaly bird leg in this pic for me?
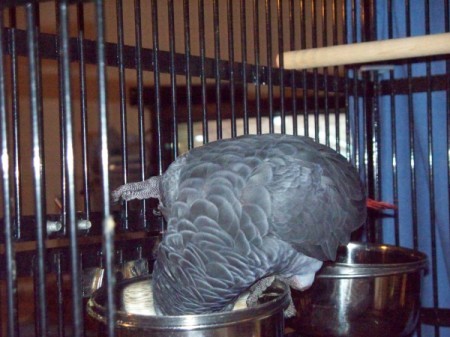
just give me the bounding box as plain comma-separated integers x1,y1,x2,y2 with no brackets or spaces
280,286,297,318
277,276,309,318
246,276,296,318
112,176,162,202
246,276,275,308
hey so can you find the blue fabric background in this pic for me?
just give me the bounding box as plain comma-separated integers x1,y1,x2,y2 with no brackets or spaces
346,1,449,336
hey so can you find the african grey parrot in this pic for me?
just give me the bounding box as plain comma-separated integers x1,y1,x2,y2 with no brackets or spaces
112,134,367,316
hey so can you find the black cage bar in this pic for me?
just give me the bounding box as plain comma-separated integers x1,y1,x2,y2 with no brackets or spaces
0,1,449,337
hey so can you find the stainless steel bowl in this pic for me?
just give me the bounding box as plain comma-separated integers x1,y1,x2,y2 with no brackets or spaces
87,275,289,337
288,242,428,337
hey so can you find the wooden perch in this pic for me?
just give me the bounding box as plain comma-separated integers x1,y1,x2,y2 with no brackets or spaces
277,33,450,69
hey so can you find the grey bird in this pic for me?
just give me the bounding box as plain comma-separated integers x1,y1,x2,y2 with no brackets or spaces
112,134,367,316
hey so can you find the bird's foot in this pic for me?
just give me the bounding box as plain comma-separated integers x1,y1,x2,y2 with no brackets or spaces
276,276,300,318
112,176,161,202
246,276,275,308
280,283,297,318
246,276,296,318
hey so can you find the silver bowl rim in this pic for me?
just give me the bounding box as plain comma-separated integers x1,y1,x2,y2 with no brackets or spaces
318,241,428,278
87,275,290,330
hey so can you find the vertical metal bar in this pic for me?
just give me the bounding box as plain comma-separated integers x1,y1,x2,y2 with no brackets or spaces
168,0,178,158
401,4,421,327
277,0,286,134
55,253,65,337
33,3,47,201
213,0,222,139
151,0,163,175
371,70,382,242
116,0,128,228
361,66,370,203
360,0,368,184
34,0,47,208
343,0,351,159
253,0,261,134
56,3,65,337
387,0,399,245
351,0,359,169
240,0,249,135
9,8,22,240
424,2,439,334
183,0,194,149
332,0,340,153
227,0,237,138
363,0,373,184
405,0,418,250
0,10,19,337
366,1,381,242
59,2,83,336
265,0,274,134
198,0,208,143
134,0,147,222
322,0,330,146
77,2,91,222
300,0,308,137
56,1,68,236
311,0,319,142
26,4,48,336
9,10,22,331
360,0,374,242
289,0,297,135
95,0,115,335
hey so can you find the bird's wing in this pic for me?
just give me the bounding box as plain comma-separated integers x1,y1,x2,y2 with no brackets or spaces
153,139,274,314
264,136,366,261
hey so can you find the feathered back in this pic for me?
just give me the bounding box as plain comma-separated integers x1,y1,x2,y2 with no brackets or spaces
161,134,366,260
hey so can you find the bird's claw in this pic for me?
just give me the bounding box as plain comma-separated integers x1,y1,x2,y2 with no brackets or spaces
113,177,162,203
246,276,297,318
112,185,140,202
283,290,297,318
246,276,275,308
112,185,131,202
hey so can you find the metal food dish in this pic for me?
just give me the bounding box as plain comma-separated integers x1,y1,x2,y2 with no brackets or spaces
87,275,290,337
289,242,428,337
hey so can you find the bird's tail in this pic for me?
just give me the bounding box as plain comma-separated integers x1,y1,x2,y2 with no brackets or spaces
366,198,398,211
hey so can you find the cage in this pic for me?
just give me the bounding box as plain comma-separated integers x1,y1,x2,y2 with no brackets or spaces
0,0,448,336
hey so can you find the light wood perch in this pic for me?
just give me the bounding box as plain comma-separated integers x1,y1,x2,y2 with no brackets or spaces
277,33,450,69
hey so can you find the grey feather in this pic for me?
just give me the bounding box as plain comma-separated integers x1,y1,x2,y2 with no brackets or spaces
113,134,366,315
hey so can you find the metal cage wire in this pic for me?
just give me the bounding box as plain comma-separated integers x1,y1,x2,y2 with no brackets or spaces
0,0,448,337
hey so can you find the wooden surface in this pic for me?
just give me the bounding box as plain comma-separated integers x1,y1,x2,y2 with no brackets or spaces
278,33,450,69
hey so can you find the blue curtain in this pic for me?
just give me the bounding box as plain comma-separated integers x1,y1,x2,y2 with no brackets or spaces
347,1,449,336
